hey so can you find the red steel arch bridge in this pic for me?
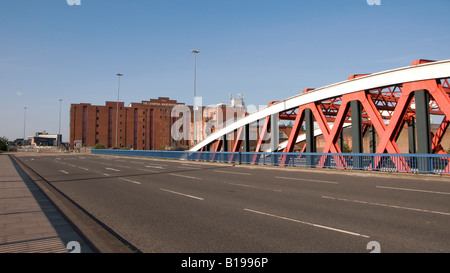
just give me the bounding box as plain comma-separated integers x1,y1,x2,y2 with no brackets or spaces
188,59,450,174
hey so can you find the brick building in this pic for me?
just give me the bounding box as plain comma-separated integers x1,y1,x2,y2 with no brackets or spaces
70,97,189,150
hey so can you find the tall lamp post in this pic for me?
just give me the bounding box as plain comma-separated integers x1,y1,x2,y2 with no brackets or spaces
115,73,123,148
23,107,27,146
58,99,63,148
190,49,199,144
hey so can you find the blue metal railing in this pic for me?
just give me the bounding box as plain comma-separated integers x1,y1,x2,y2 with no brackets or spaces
91,149,450,175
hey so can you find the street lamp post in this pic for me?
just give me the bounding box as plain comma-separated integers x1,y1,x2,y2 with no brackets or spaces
190,49,199,144
23,107,27,146
115,73,123,148
58,99,63,148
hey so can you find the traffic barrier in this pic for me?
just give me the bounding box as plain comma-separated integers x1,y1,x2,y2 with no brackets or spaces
91,149,450,175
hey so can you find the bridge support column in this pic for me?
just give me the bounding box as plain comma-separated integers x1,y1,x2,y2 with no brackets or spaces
351,101,363,169
408,117,416,154
369,125,377,154
270,113,279,165
223,134,228,152
351,101,363,154
244,124,250,163
338,132,344,153
415,90,431,172
244,124,250,152
305,108,315,167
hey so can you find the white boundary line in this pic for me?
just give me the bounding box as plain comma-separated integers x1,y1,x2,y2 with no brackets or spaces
105,167,121,172
275,176,338,184
215,170,252,176
322,196,450,216
244,208,369,238
376,186,450,195
160,188,204,200
119,178,141,185
169,173,202,180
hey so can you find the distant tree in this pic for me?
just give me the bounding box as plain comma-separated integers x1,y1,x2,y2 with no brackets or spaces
94,144,106,149
342,143,352,153
0,136,9,152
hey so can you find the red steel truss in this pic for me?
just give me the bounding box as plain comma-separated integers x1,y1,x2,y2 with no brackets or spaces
204,59,449,173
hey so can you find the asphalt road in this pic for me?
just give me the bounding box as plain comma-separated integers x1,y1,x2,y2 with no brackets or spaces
15,153,450,253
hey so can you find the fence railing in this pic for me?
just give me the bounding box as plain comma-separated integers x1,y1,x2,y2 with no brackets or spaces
91,149,450,175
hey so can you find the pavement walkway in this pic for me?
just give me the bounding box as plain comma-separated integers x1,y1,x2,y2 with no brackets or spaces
0,154,93,253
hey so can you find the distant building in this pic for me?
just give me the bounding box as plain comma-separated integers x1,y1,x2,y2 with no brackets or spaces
31,131,61,147
69,97,190,150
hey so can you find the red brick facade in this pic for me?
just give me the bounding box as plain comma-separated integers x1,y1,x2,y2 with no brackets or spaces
70,97,188,150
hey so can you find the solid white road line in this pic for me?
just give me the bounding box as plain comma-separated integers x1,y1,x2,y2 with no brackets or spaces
160,188,204,200
227,182,282,192
118,178,141,185
105,167,121,172
322,196,450,216
275,176,338,184
94,171,110,176
137,168,157,172
214,170,252,176
376,186,450,195
59,170,69,174
146,165,164,169
169,173,202,180
244,208,369,238
78,167,89,171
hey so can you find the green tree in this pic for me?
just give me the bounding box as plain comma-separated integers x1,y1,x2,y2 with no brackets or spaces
94,144,106,149
0,136,9,152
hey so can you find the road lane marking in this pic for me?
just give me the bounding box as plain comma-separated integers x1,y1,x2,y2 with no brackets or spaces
131,161,145,165
59,170,69,174
376,186,450,195
227,182,282,192
119,178,141,185
169,173,202,180
275,176,338,184
105,167,121,172
214,170,252,176
94,172,110,176
160,188,204,200
146,165,164,169
244,208,369,238
78,167,89,171
322,196,450,216
137,168,157,172
177,166,201,169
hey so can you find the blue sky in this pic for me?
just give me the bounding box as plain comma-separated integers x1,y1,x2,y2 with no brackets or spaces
1,0,449,142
